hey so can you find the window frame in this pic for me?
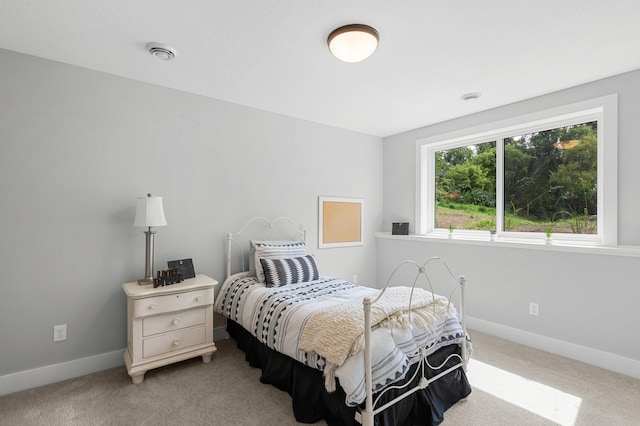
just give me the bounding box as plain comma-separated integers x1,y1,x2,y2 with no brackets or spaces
416,94,618,246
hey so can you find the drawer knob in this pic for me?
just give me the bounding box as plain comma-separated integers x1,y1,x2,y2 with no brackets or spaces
173,317,181,325
173,338,181,346
150,303,158,310
196,296,203,302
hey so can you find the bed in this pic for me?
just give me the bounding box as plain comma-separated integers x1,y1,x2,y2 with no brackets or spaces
214,217,471,425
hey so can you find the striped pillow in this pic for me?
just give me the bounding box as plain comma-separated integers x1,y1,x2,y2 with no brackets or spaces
260,255,319,287
251,240,307,282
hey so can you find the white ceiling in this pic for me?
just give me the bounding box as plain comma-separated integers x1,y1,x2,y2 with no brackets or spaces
2,1,639,137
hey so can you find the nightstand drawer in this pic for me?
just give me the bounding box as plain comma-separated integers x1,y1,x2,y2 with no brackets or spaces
133,288,213,318
142,308,206,337
143,326,206,358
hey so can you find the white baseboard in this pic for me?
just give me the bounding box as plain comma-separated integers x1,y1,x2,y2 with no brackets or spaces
467,316,640,379
0,349,124,397
1,327,232,397
7,320,633,397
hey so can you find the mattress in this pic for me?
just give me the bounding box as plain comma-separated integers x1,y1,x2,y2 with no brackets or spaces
214,272,469,406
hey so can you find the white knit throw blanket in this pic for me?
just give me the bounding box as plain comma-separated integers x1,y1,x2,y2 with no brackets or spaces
298,286,453,392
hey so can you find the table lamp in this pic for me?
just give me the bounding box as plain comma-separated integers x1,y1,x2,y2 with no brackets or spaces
134,193,167,285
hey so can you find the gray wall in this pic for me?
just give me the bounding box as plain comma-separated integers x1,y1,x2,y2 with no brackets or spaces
0,48,382,377
380,70,640,369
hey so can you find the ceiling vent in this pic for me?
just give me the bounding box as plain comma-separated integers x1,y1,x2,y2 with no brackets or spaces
146,43,177,61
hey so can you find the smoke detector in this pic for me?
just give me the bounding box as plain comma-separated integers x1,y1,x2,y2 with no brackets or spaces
146,43,177,61
461,92,482,102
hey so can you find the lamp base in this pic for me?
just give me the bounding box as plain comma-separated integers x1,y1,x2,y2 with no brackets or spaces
138,277,154,286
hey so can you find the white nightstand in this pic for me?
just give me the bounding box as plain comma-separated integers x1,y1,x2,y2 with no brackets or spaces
122,274,218,384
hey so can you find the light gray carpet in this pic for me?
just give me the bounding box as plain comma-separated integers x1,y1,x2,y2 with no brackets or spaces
1,330,638,425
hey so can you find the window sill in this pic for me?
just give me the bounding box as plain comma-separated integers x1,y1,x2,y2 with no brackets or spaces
375,232,640,258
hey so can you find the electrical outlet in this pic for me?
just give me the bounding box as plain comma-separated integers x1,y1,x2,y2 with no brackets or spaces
529,302,539,317
352,275,358,284
54,324,67,342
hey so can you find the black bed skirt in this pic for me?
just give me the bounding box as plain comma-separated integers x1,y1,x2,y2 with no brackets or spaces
226,320,471,426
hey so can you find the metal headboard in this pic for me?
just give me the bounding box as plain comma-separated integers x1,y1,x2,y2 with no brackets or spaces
225,216,307,279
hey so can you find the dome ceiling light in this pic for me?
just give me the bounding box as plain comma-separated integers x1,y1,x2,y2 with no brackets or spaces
327,24,379,63
146,42,177,61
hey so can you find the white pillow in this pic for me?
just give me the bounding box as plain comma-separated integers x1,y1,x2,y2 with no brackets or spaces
250,240,307,282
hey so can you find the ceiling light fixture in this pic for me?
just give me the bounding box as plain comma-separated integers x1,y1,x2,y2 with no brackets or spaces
146,42,177,61
327,24,379,63
461,92,482,102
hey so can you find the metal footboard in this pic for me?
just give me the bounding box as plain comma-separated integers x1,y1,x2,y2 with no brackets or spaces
358,257,468,426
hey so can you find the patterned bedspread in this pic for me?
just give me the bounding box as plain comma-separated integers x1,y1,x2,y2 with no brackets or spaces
214,272,469,406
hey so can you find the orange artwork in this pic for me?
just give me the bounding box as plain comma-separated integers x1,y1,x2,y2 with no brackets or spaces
319,197,363,248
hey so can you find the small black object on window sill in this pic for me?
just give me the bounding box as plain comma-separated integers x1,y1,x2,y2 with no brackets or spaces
392,222,409,235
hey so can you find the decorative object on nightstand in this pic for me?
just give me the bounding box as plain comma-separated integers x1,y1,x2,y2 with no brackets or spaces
123,274,218,384
153,267,184,288
168,258,195,279
134,193,167,285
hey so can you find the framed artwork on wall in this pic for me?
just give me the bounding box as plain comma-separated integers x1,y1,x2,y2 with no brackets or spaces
318,196,364,248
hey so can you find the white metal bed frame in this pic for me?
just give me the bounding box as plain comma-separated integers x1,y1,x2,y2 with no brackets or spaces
358,258,468,426
225,216,307,279
225,217,468,426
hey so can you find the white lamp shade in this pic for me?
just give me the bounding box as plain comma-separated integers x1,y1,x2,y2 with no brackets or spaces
134,196,167,227
328,24,379,63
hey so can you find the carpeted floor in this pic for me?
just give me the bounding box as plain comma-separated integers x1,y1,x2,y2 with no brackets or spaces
1,330,639,425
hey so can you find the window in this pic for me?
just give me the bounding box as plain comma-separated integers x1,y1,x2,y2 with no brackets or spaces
434,141,497,231
417,95,617,245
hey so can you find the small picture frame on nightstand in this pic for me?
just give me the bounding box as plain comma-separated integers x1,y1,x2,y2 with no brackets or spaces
168,258,195,279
